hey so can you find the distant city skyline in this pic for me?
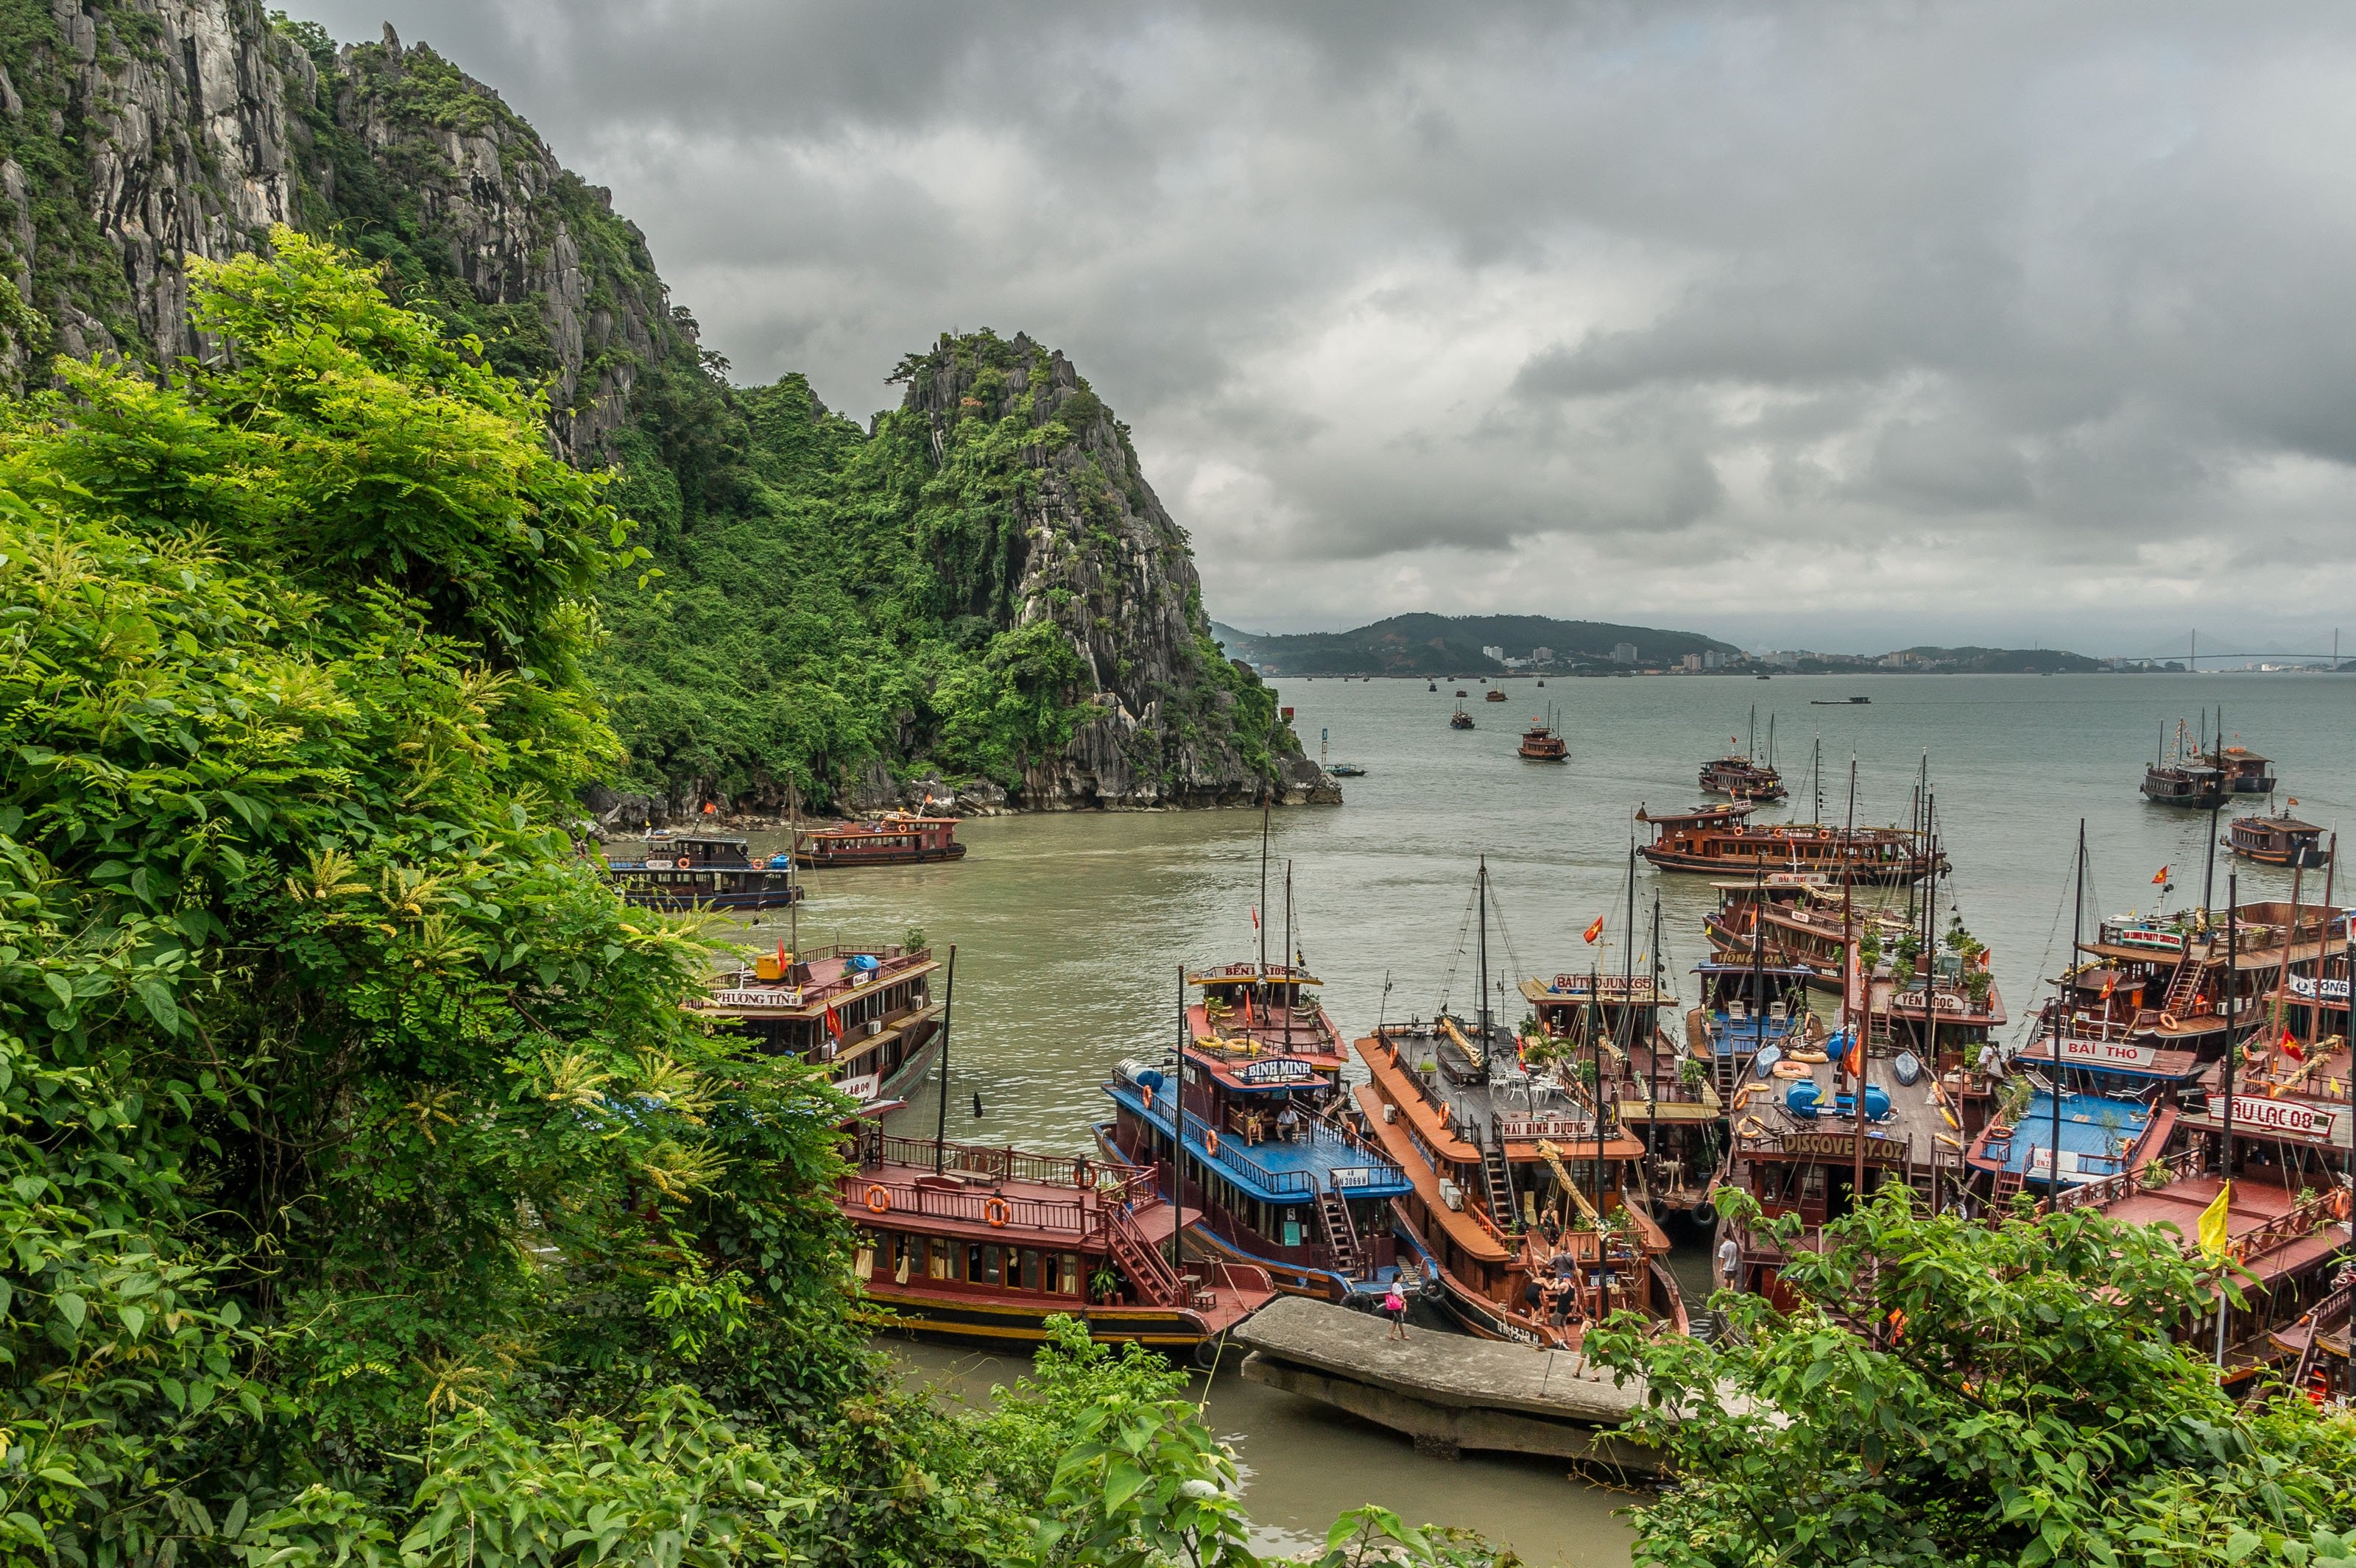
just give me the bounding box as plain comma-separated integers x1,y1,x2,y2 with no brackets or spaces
292,1,2356,653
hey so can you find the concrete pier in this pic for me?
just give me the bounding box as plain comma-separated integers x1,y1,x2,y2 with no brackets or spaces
1232,1297,1665,1473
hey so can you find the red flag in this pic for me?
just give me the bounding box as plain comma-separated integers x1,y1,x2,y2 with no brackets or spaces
2101,973,2117,1000
2282,1027,2303,1062
1582,915,1606,944
777,939,789,970
1249,905,1260,929
823,1004,841,1039
1842,1028,1864,1078
2152,866,2169,886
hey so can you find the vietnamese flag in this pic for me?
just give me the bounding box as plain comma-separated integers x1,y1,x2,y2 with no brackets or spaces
824,1004,842,1039
2152,866,2170,886
1582,915,1606,944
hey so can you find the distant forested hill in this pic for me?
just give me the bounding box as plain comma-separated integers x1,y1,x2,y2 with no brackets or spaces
1213,613,1739,675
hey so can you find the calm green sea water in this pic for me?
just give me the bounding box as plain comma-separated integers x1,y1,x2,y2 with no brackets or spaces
718,668,2353,1564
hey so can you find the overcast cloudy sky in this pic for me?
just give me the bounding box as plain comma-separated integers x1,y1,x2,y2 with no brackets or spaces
290,1,2356,656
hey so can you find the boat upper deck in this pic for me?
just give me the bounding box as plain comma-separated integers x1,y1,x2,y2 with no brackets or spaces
842,1131,1171,1247
1965,1089,2168,1187
1727,1034,1963,1179
1105,1070,1412,1203
689,942,937,1021
1355,1023,1646,1164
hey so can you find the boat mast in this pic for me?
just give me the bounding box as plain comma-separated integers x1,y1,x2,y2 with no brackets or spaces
1813,735,1824,824
2217,874,2240,1369
787,774,802,953
1749,703,1757,761
2054,822,2083,1208
1647,894,1663,1179
1766,712,1776,771
1283,861,1295,1052
1258,799,1271,992
1172,964,1188,1268
1476,857,1492,1055
934,944,956,1173
1848,757,1865,1204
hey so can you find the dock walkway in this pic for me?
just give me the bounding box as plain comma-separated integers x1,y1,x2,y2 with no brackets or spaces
1232,1296,1663,1472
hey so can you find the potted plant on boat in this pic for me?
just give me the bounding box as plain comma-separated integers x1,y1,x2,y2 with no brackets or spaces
1091,1264,1121,1306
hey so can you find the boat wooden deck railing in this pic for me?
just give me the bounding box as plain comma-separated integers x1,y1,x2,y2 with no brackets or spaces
870,1131,1118,1192
2045,1146,2201,1215
2221,1188,2349,1266
844,1173,1101,1237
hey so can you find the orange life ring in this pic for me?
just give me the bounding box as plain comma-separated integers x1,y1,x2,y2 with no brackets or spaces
1141,1084,1155,1109
1205,1128,1221,1156
2159,1011,2179,1031
864,1183,891,1213
982,1196,1011,1228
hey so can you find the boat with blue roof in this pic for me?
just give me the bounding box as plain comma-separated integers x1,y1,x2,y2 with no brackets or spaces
1096,961,1414,1302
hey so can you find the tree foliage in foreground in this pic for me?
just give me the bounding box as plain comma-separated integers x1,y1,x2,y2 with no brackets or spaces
1593,1189,2356,1568
0,230,1503,1567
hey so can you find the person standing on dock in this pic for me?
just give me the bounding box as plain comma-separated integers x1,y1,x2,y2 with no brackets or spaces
1383,1284,1408,1340
1718,1234,1740,1293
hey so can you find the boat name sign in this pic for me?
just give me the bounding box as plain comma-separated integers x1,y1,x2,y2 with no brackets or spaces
2060,1036,2162,1070
713,987,803,1009
2227,1095,2342,1141
1239,1056,1321,1086
2287,975,2352,1003
1774,1130,1907,1163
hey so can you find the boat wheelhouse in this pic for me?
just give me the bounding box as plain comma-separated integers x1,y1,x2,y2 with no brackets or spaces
686,942,944,1112
1636,802,1946,884
2212,744,2276,796
602,835,800,912
1872,939,2007,1067
1353,1015,1687,1346
797,815,967,869
842,1125,1274,1353
2226,808,2330,869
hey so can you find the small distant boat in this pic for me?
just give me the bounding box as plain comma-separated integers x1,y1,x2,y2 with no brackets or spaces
1756,674,1771,680
2225,804,2329,869
1330,762,1367,777
1809,696,1870,705
1455,689,1467,697
798,815,967,868
1518,715,1567,761
1450,709,1475,730
1484,689,1508,702
1428,680,1437,692
604,835,800,911
1536,678,1545,687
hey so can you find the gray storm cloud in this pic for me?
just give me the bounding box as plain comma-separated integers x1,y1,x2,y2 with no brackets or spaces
287,0,2356,654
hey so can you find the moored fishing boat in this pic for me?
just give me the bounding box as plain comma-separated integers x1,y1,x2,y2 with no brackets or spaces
842,1124,1274,1355
602,834,800,911
797,814,967,868
686,941,944,1112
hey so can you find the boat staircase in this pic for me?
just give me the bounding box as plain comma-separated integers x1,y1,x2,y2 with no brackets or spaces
1480,1122,1520,1235
2289,1282,2352,1394
1992,1164,2026,1205
1101,1200,1191,1307
2156,957,2204,1023
1313,1190,1363,1278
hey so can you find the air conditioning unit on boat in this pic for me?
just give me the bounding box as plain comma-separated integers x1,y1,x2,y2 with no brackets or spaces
1438,1179,1464,1211
1381,1104,1398,1124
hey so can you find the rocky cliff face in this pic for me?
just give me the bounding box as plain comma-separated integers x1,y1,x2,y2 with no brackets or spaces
4,4,1328,816
0,2,685,459
889,332,1327,811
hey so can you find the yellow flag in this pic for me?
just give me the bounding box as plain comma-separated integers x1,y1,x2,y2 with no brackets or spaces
2198,1181,2232,1260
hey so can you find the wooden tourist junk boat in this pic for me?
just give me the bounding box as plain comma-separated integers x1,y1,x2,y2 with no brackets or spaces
1097,961,1413,1302
796,814,967,869
1521,969,1721,1222
1702,874,1907,993
1517,713,1568,761
1350,866,1689,1347
1686,959,1819,1102
686,942,945,1112
1484,688,1509,702
842,1124,1275,1354
2227,805,2331,869
1450,708,1476,730
603,834,800,912
1699,708,1786,802
2143,710,2276,808
1636,802,1947,884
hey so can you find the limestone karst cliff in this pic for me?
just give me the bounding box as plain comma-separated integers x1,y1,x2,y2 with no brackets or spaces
1,1,1323,813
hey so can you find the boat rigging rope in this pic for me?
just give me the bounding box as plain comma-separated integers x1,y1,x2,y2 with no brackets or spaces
2014,860,2077,1053
1433,879,1480,1016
